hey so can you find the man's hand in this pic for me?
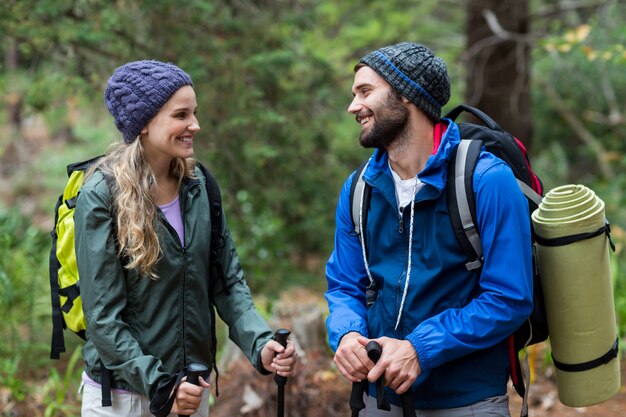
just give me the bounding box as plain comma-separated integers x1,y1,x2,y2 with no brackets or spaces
333,332,375,383
362,336,421,394
170,376,209,415
261,339,297,377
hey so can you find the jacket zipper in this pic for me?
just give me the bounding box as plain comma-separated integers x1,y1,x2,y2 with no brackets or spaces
178,180,195,367
181,244,188,365
158,212,189,365
159,179,198,366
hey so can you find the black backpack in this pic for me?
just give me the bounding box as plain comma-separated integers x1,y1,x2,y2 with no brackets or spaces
49,158,228,405
349,105,547,415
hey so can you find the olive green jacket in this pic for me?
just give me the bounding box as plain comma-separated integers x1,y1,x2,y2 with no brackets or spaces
74,166,273,400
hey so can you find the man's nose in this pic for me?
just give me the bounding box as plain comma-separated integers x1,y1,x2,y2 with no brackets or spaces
348,97,362,114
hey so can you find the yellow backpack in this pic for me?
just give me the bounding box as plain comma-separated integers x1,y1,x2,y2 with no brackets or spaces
49,156,102,359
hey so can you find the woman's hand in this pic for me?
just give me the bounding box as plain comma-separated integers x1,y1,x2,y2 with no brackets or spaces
170,376,210,415
261,339,297,377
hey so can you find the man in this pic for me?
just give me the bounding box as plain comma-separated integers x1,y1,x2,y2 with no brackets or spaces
325,42,533,416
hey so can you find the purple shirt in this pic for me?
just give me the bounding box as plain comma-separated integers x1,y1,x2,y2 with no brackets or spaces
159,195,184,246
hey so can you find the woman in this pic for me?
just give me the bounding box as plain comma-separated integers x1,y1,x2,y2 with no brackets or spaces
75,60,296,416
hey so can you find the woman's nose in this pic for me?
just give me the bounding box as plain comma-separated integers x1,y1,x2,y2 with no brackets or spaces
189,116,201,132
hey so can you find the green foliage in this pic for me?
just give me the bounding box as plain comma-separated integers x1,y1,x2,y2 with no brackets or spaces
0,207,50,355
41,346,82,417
532,2,626,182
0,208,55,415
0,355,27,402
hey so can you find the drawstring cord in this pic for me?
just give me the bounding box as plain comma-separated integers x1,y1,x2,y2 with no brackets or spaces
394,180,417,330
359,177,418,331
359,180,375,289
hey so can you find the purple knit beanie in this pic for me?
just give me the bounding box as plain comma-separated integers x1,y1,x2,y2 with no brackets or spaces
104,60,194,143
359,42,450,122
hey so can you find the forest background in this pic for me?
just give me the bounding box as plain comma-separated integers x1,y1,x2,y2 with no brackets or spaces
1,0,625,416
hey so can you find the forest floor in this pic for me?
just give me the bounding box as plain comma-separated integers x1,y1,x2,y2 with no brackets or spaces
210,341,626,417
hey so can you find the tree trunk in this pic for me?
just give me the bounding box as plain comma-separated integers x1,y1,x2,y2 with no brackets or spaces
465,0,533,149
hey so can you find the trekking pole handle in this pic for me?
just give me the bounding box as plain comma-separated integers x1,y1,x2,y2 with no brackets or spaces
366,341,414,416
365,340,391,411
186,363,208,386
274,329,291,384
274,328,291,349
366,340,382,363
178,363,208,417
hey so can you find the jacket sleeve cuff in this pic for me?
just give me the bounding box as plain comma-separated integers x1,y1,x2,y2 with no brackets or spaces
331,324,369,352
253,334,274,375
257,355,273,376
406,332,432,372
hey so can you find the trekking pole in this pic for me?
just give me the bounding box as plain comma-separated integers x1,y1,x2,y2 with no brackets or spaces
365,341,391,412
349,340,387,417
366,341,415,417
349,378,368,417
274,328,291,417
186,362,208,385
400,386,415,417
179,363,208,417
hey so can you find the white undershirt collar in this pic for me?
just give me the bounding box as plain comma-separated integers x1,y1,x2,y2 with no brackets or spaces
389,160,424,215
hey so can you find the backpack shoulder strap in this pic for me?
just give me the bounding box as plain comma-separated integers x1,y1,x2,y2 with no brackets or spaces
349,159,372,236
196,162,229,292
447,139,484,271
196,161,227,396
197,162,223,239
49,192,66,359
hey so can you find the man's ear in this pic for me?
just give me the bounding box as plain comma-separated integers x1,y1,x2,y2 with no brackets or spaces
401,96,411,104
141,127,148,135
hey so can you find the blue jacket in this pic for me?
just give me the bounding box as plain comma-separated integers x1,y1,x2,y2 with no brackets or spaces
325,120,533,409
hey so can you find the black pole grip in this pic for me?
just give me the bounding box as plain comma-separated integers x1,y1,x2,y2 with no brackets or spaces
349,341,380,416
274,328,290,348
178,363,208,417
349,380,368,417
366,341,382,362
274,329,291,386
186,363,208,385
401,391,415,417
365,341,390,412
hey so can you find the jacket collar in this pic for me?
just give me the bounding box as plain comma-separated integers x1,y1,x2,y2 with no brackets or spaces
363,119,460,200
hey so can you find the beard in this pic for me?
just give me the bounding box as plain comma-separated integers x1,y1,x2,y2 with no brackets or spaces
359,91,409,149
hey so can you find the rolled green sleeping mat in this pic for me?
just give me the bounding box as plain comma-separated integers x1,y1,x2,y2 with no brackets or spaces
531,184,620,407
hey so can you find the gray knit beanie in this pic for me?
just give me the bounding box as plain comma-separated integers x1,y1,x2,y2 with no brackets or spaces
359,42,450,122
104,60,194,143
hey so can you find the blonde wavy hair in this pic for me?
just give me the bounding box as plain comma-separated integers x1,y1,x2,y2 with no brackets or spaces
87,139,196,279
